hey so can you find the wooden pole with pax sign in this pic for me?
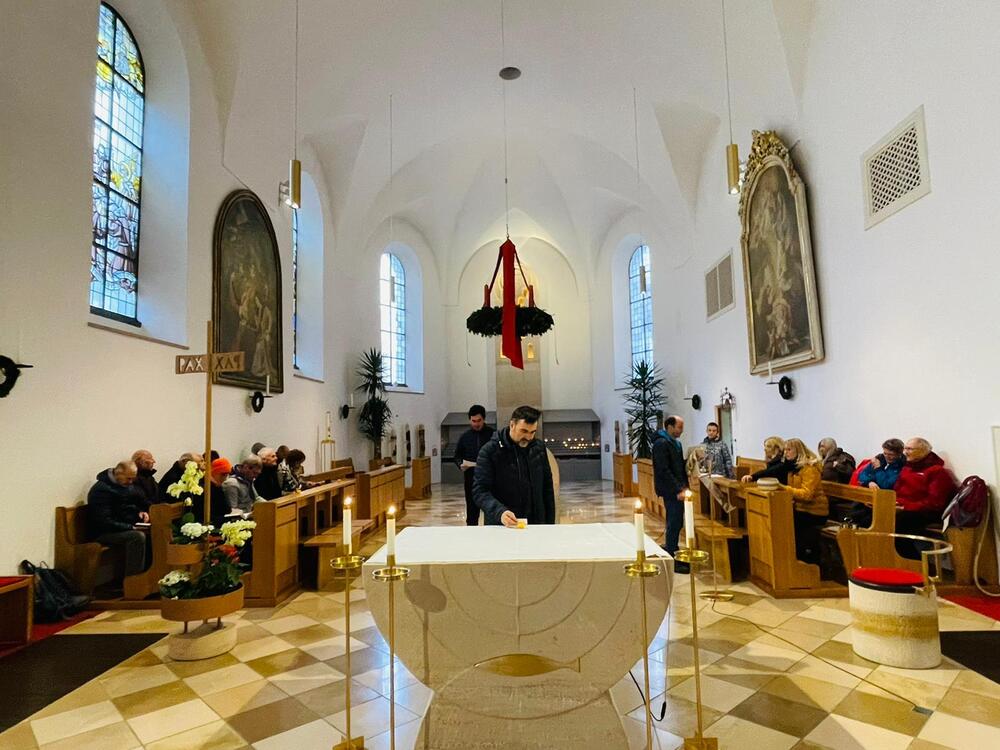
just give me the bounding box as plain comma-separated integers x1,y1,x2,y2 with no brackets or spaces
174,321,245,525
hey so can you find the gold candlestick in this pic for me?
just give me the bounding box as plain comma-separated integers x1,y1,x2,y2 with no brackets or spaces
373,554,410,750
332,549,366,750
624,549,662,750
672,547,717,750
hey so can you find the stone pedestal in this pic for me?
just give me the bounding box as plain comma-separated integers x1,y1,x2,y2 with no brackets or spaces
167,622,238,661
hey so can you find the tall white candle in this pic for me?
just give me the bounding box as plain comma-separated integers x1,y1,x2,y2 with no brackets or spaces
342,497,352,551
633,499,644,553
266,375,271,396
684,490,696,549
325,411,332,432
767,361,773,381
350,392,355,408
684,383,689,398
386,505,397,558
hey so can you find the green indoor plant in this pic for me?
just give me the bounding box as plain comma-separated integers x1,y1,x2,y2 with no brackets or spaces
624,359,665,461
356,348,393,459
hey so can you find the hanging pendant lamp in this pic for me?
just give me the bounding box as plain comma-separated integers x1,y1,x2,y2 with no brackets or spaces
722,0,740,195
286,0,301,208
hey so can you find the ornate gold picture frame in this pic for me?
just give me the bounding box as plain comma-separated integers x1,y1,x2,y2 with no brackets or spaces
738,130,824,375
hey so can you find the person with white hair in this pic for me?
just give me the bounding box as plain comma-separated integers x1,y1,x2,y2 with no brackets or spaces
816,438,855,484
254,446,284,499
893,437,958,558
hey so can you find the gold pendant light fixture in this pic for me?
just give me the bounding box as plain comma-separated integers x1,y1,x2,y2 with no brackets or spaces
287,0,301,208
722,0,740,195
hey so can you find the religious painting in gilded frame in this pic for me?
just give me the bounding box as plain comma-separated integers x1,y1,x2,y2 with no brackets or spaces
739,130,824,375
212,190,284,392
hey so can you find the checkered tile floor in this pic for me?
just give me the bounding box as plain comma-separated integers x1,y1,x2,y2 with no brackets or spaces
1,481,998,749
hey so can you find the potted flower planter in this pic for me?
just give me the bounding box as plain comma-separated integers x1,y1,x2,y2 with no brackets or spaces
165,543,206,567
160,584,244,623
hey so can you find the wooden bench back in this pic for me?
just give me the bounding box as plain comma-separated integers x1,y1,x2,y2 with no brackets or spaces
56,505,89,545
331,458,355,475
735,456,766,479
302,466,352,484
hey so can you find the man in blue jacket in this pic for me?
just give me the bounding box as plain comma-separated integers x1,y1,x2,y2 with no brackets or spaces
652,415,689,572
455,404,494,525
473,405,555,527
858,438,906,489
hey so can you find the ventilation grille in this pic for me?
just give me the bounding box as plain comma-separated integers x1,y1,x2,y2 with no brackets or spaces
706,252,735,320
863,106,931,229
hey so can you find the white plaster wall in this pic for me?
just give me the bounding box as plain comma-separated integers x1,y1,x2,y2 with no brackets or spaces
652,1,1000,480
0,0,338,571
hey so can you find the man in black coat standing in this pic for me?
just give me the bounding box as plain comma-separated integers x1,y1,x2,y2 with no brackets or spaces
455,404,494,525
473,405,555,527
652,415,690,572
86,460,149,577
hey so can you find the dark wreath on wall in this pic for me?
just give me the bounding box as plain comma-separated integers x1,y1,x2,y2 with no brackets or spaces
212,190,284,393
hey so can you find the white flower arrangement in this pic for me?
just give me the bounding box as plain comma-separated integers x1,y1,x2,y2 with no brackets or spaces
180,522,213,539
219,519,257,548
158,570,190,587
167,460,205,499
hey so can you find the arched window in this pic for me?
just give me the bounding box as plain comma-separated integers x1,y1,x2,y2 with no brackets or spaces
291,208,299,369
91,3,144,323
380,253,406,385
628,245,653,367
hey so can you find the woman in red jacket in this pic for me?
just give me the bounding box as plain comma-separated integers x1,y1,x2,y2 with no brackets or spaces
893,437,958,558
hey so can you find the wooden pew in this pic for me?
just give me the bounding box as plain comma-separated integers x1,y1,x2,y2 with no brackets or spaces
286,479,356,538
244,494,300,607
635,458,663,521
123,502,184,601
302,519,374,589
356,465,406,526
301,466,353,485
694,476,749,583
406,456,432,501
331,457,356,477
54,505,109,595
613,453,635,497
735,456,766,480
824,481,921,575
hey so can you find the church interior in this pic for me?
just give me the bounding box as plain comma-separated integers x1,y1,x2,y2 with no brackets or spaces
3,1,1000,748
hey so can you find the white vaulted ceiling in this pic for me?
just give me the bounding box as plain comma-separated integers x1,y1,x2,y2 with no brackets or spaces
192,0,806,288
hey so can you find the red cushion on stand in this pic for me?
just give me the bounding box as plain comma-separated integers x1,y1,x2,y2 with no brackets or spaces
850,567,924,587
0,576,28,587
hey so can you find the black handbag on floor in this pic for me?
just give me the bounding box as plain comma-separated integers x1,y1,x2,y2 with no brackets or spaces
19,560,91,622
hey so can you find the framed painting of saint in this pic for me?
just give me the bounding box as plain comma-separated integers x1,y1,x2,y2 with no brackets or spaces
212,190,284,392
739,130,824,375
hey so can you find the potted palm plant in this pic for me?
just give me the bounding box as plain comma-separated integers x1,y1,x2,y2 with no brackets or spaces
624,359,665,460
356,348,393,459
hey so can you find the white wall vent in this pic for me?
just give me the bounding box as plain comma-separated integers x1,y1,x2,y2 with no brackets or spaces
863,106,931,229
706,251,735,321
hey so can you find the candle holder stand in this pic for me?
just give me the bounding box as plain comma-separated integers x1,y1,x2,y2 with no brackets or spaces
372,555,411,750
331,552,366,750
624,550,662,750
672,547,717,750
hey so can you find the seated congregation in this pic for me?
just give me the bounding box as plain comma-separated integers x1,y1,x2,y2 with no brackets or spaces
75,444,374,599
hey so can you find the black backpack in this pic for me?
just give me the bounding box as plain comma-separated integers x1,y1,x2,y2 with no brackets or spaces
19,560,91,622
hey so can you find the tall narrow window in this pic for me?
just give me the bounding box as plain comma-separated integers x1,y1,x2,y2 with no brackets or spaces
628,245,653,367
291,208,299,369
91,3,144,323
379,253,406,386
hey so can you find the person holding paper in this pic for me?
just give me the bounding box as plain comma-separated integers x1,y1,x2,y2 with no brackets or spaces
473,405,555,527
652,415,689,572
85,460,149,577
455,404,494,525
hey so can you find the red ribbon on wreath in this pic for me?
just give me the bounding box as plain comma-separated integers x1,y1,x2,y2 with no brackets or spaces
482,238,533,370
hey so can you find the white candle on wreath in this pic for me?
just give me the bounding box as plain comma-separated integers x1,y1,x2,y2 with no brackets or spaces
767,361,773,381
633,499,644,553
266,375,271,396
343,497,352,551
386,505,397,558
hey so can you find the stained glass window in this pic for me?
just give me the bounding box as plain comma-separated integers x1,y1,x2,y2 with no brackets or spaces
91,3,144,323
379,253,406,386
291,208,299,370
629,245,653,367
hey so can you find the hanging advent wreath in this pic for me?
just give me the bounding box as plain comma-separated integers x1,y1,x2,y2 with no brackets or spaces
465,239,554,369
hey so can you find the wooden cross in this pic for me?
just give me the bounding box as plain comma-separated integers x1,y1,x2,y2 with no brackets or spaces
175,321,245,525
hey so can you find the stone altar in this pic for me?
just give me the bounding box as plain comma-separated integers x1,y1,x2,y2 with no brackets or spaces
362,523,672,749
